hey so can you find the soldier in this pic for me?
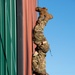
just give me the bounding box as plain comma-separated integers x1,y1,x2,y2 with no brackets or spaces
32,7,53,75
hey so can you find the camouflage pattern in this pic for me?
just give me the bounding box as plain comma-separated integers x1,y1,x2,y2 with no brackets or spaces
32,50,46,74
34,20,47,32
33,32,46,45
37,41,49,53
32,7,53,75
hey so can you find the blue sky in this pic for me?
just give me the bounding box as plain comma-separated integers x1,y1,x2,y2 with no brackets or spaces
38,0,75,75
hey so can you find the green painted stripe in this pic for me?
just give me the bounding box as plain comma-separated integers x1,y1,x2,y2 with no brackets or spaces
0,0,17,75
0,0,5,75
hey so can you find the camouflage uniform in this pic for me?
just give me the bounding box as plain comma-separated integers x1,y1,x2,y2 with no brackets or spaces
32,7,53,75
32,50,46,74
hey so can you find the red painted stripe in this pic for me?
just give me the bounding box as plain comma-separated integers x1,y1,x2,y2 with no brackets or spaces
22,0,37,75
22,0,27,75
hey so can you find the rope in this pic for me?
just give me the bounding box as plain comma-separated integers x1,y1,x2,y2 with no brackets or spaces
49,48,53,56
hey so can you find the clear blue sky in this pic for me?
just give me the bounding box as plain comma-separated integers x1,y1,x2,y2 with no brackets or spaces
38,0,75,75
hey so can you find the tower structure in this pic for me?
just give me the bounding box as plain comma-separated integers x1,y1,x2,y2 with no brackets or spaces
0,0,37,75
